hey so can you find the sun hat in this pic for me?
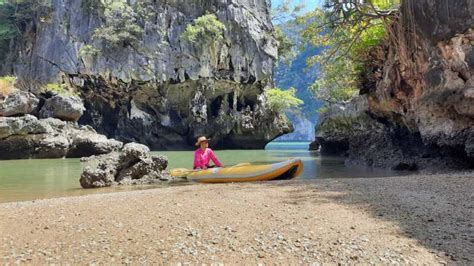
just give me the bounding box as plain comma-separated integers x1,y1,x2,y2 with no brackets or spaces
195,136,211,146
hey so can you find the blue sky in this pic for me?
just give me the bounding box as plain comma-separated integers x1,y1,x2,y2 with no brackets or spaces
271,0,322,13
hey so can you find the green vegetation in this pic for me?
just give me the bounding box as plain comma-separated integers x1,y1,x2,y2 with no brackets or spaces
267,87,303,113
181,13,226,46
297,0,399,110
93,1,144,48
270,0,306,62
79,44,100,57
0,0,52,62
80,0,105,14
0,75,16,96
273,26,294,62
0,75,15,83
43,83,79,97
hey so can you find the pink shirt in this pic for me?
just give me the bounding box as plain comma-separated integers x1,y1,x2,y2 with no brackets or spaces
193,148,222,169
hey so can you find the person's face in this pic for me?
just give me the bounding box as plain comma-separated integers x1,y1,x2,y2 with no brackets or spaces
200,141,209,149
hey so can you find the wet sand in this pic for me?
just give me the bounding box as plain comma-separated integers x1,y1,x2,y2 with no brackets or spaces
1,172,473,264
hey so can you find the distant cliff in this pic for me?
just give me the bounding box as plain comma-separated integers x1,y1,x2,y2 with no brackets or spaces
274,23,322,141
1,0,292,150
274,46,322,141
313,0,474,170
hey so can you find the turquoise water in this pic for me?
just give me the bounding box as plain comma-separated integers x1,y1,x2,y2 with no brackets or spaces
0,142,405,203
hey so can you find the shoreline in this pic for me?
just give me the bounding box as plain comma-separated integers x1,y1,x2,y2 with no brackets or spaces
1,172,473,264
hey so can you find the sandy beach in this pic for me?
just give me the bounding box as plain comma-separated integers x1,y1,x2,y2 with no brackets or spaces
1,172,473,264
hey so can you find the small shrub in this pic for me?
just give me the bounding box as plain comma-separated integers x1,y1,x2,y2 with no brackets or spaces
43,83,78,96
181,13,226,45
93,1,144,48
79,44,100,57
0,75,16,97
81,0,105,14
267,87,303,113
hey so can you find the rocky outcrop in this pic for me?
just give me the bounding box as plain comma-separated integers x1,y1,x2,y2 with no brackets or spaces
313,0,474,170
0,90,39,117
0,90,122,160
3,0,291,149
313,96,472,170
79,142,175,188
0,115,123,160
39,95,85,122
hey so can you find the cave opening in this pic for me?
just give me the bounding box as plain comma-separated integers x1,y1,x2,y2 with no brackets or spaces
228,92,235,110
210,96,223,118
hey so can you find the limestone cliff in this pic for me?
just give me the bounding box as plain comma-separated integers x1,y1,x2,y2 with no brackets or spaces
313,0,474,170
2,0,292,150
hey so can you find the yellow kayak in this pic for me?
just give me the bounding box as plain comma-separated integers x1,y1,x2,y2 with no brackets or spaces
170,159,303,183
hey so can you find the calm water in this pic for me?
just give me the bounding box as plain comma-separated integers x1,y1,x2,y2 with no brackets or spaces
0,142,406,203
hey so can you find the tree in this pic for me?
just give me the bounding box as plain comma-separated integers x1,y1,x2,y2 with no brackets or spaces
270,0,305,62
0,0,52,61
266,87,304,113
181,13,226,46
93,1,144,48
297,0,400,109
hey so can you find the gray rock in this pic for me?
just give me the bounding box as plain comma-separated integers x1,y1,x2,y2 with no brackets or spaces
0,90,40,117
79,143,172,188
314,96,471,170
3,0,291,149
79,164,117,189
152,155,168,171
40,95,85,122
0,115,122,160
0,115,51,139
67,126,123,157
119,142,151,165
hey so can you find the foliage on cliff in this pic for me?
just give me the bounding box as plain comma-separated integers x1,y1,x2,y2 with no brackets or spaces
43,83,79,97
298,0,399,109
92,1,144,48
0,0,52,62
0,75,16,97
181,13,226,46
267,87,303,113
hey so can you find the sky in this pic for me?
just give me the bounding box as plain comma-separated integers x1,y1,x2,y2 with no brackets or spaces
271,0,322,13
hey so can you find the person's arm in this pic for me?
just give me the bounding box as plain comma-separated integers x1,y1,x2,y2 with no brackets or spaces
209,149,222,167
193,150,202,169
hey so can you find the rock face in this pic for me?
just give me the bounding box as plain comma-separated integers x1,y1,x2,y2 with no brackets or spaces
313,0,474,170
3,0,291,149
80,142,173,188
314,96,471,170
0,115,123,160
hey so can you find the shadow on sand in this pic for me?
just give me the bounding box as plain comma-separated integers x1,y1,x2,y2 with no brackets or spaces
265,174,474,263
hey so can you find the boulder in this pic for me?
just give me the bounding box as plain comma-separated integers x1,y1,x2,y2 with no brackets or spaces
0,90,39,117
79,154,119,188
119,142,150,164
67,126,123,157
40,95,85,122
79,143,174,188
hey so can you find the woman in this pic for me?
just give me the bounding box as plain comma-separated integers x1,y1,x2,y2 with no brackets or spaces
193,136,222,170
